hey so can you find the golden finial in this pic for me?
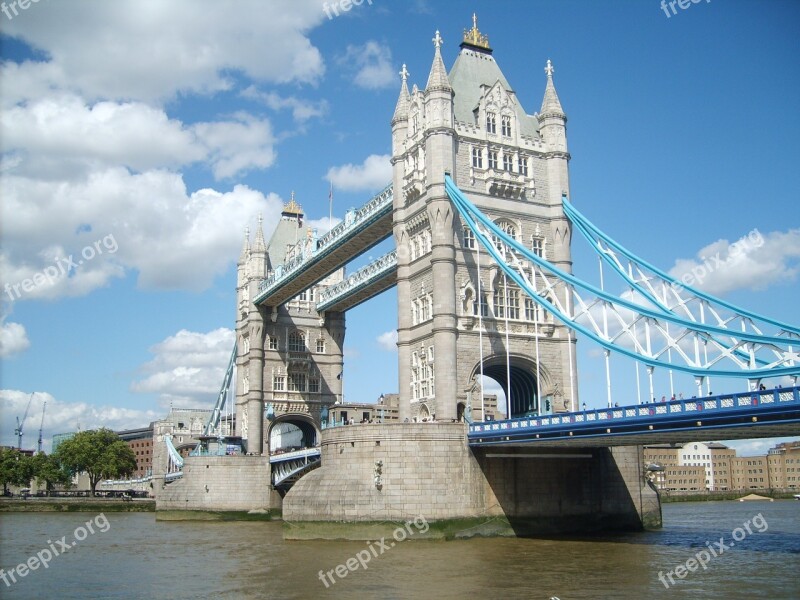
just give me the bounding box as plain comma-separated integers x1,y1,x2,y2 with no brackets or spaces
282,191,304,215
463,13,490,49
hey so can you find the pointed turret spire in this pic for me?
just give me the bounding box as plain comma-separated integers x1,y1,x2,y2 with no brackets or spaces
238,226,251,264
392,63,411,124
252,213,266,252
540,59,565,116
425,30,452,92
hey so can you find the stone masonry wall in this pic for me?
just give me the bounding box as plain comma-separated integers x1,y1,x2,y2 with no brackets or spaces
155,455,274,513
284,423,488,521
284,423,661,535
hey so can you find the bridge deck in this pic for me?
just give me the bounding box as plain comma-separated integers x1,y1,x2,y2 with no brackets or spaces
468,387,800,448
316,250,397,312
255,185,393,307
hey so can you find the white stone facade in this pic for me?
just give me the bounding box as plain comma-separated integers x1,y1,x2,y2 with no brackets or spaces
392,21,578,423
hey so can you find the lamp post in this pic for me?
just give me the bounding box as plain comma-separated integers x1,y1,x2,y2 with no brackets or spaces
379,393,385,423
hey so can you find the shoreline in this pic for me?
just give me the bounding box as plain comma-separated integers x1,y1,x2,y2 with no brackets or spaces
660,490,797,503
0,498,155,512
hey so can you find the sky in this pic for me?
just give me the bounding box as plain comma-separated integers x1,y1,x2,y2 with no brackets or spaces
1,0,798,457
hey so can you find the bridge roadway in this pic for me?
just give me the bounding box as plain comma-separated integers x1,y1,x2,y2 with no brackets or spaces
468,386,800,448
254,184,394,308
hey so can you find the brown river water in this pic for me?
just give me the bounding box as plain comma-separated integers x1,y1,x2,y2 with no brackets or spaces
0,500,798,599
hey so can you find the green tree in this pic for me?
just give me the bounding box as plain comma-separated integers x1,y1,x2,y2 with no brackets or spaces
54,429,137,494
0,448,34,494
30,452,73,494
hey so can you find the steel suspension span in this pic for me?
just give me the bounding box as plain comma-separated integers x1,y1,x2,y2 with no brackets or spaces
445,175,800,381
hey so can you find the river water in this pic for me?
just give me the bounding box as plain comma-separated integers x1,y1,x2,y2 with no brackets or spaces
0,501,798,600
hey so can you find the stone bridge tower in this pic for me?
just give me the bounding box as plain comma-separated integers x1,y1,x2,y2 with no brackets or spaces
392,17,578,424
235,198,345,455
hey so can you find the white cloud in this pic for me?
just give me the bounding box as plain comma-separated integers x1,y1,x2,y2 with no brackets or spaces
1,1,327,104
0,320,30,358
326,154,392,192
131,328,235,408
338,41,396,90
668,228,800,296
1,98,276,181
306,216,342,235
240,87,328,123
0,390,160,452
1,170,284,298
376,330,398,351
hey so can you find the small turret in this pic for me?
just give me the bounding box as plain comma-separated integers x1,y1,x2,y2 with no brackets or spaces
425,30,452,92
392,64,411,125
540,59,565,117
249,214,267,278
237,226,250,286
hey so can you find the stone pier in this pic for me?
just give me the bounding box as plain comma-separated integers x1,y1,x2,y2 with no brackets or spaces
283,423,661,539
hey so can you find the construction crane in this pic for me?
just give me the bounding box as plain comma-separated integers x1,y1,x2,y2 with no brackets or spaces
15,392,34,450
37,400,47,453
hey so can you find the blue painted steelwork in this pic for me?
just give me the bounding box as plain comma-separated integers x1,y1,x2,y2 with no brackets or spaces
563,197,800,337
254,184,393,305
271,449,321,487
468,386,800,445
445,176,800,379
203,344,237,437
164,435,184,481
316,249,397,312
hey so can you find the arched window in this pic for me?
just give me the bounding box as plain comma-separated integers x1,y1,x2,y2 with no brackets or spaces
501,114,512,137
288,331,306,352
486,112,496,134
493,278,520,319
492,220,517,248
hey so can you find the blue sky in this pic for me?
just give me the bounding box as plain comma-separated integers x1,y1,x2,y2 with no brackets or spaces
1,0,798,456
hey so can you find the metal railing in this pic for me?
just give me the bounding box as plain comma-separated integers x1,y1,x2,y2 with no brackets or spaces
317,249,397,310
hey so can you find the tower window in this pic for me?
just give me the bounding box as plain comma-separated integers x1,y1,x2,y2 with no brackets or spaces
503,153,513,172
473,292,489,317
488,150,498,170
494,281,520,319
268,336,278,351
486,112,496,134
273,375,285,392
463,227,475,249
518,154,529,176
309,377,320,393
471,147,483,168
288,373,306,392
316,339,325,353
501,115,512,137
531,237,544,257
288,331,306,352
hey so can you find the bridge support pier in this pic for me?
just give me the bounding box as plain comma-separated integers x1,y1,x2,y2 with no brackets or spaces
282,424,661,539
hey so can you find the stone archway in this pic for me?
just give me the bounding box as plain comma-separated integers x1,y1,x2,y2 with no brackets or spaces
267,414,319,454
474,355,545,418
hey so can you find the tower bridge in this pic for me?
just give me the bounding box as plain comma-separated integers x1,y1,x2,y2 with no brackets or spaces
155,16,799,535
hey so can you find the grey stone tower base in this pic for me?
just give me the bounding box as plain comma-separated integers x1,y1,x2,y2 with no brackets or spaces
282,423,661,539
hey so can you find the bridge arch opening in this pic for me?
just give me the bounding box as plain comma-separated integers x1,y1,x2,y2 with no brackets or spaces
474,356,541,419
268,414,319,455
